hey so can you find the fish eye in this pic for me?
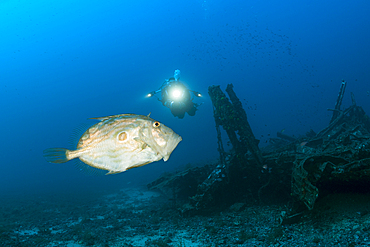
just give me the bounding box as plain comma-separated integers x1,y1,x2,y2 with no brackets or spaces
117,131,127,142
153,121,160,128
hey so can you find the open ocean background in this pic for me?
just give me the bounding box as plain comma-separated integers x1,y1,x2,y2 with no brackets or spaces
1,0,369,199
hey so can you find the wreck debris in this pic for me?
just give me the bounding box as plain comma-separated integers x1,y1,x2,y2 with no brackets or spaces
292,155,348,210
317,105,356,138
291,81,370,210
208,84,263,166
148,80,370,215
276,132,297,142
224,84,264,166
329,79,346,124
351,92,356,105
187,84,264,210
148,84,266,213
208,85,247,162
147,164,215,206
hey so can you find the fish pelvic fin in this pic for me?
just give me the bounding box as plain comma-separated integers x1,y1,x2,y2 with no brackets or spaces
105,170,124,175
43,148,71,164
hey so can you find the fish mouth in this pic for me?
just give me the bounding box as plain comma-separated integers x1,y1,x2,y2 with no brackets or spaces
162,134,182,161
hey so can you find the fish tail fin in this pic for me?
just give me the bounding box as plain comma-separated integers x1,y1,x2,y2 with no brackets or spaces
43,148,71,164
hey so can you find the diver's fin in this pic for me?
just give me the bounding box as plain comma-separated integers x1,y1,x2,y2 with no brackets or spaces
43,148,70,164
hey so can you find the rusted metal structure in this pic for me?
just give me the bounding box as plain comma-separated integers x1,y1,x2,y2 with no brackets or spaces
148,81,370,216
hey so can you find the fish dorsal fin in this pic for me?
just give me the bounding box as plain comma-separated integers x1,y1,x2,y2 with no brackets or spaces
89,114,137,121
147,112,151,117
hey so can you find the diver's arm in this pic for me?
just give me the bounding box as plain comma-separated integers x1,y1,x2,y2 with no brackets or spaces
147,79,171,97
147,88,162,97
158,77,176,91
161,78,175,87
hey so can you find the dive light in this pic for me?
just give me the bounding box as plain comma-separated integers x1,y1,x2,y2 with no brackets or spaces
146,91,155,98
192,91,202,97
169,86,185,100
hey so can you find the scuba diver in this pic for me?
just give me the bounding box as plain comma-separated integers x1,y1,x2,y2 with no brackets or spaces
146,69,202,119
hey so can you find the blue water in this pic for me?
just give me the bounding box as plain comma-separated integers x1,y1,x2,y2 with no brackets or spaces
1,0,369,197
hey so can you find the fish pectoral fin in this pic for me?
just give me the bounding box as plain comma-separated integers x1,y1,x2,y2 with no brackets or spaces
136,126,165,157
133,137,148,150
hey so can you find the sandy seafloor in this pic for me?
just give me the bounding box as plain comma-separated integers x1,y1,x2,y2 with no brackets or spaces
1,186,370,247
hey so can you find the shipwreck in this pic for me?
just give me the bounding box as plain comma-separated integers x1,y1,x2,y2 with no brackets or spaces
148,80,370,219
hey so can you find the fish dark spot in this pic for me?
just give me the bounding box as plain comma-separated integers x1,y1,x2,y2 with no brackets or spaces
153,121,160,128
118,132,127,141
